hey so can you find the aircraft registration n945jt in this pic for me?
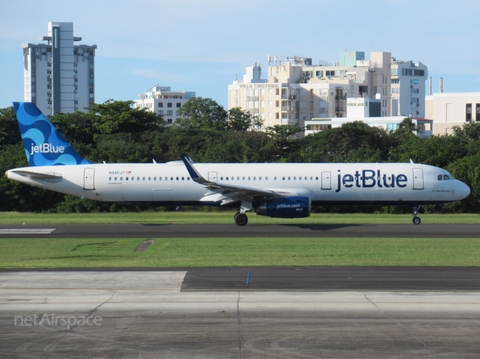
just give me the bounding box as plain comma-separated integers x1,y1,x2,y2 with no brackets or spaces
5,102,470,226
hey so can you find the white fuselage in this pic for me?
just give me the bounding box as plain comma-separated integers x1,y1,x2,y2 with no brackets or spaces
6,162,470,207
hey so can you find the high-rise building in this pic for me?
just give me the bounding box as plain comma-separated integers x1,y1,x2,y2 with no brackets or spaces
391,59,428,117
22,21,97,115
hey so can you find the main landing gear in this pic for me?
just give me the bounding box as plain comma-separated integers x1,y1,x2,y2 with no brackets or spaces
234,202,252,226
412,205,421,225
234,212,248,226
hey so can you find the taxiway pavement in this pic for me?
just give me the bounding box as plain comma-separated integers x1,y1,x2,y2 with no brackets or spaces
1,269,480,358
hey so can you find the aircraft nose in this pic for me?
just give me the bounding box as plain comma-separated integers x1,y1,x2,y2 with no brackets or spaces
456,180,471,200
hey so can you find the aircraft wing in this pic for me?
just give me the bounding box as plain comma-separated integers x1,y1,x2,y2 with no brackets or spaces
182,156,282,205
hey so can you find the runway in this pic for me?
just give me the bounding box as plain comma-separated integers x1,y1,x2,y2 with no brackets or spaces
1,223,480,238
1,269,480,358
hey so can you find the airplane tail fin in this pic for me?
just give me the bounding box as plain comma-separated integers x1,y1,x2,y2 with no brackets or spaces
13,102,91,166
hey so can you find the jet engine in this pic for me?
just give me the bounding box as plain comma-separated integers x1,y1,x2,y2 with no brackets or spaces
256,196,311,218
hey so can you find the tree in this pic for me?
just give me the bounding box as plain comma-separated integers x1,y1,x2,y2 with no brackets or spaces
175,97,228,132
0,106,20,149
227,107,263,132
266,124,304,162
87,100,164,135
299,121,392,163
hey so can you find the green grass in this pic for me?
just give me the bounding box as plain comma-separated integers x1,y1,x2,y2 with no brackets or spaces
1,212,479,268
0,211,479,225
1,237,480,268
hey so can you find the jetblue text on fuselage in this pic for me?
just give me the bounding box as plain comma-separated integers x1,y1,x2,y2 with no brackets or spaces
30,143,65,156
335,169,408,192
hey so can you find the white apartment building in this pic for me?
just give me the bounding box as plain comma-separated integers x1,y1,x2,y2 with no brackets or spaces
228,52,428,132
22,22,96,115
426,92,480,135
133,85,195,124
305,117,433,138
391,59,428,117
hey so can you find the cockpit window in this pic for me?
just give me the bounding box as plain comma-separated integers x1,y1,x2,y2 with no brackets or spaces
438,173,454,181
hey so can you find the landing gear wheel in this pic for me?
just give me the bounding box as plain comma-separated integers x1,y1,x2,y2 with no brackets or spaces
234,213,248,226
411,205,422,225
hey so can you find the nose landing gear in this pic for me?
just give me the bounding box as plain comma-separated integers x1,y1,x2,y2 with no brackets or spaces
412,205,421,225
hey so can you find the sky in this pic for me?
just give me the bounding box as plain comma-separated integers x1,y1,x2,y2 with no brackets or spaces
1,0,480,110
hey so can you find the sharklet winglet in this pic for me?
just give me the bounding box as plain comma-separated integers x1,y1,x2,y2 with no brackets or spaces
181,155,209,185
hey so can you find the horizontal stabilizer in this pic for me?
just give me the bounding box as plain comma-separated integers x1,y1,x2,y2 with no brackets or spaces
9,169,63,180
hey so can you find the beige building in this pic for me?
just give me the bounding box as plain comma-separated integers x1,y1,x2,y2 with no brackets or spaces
426,92,480,135
228,52,394,129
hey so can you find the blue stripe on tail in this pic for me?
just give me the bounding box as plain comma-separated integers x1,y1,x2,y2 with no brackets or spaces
13,102,91,166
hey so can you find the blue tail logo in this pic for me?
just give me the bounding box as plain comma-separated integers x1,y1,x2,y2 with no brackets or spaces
13,102,91,166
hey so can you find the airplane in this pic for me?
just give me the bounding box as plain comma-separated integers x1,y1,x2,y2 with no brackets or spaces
5,102,471,226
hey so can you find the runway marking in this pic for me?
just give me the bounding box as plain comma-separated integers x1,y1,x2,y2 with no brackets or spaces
0,229,56,234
